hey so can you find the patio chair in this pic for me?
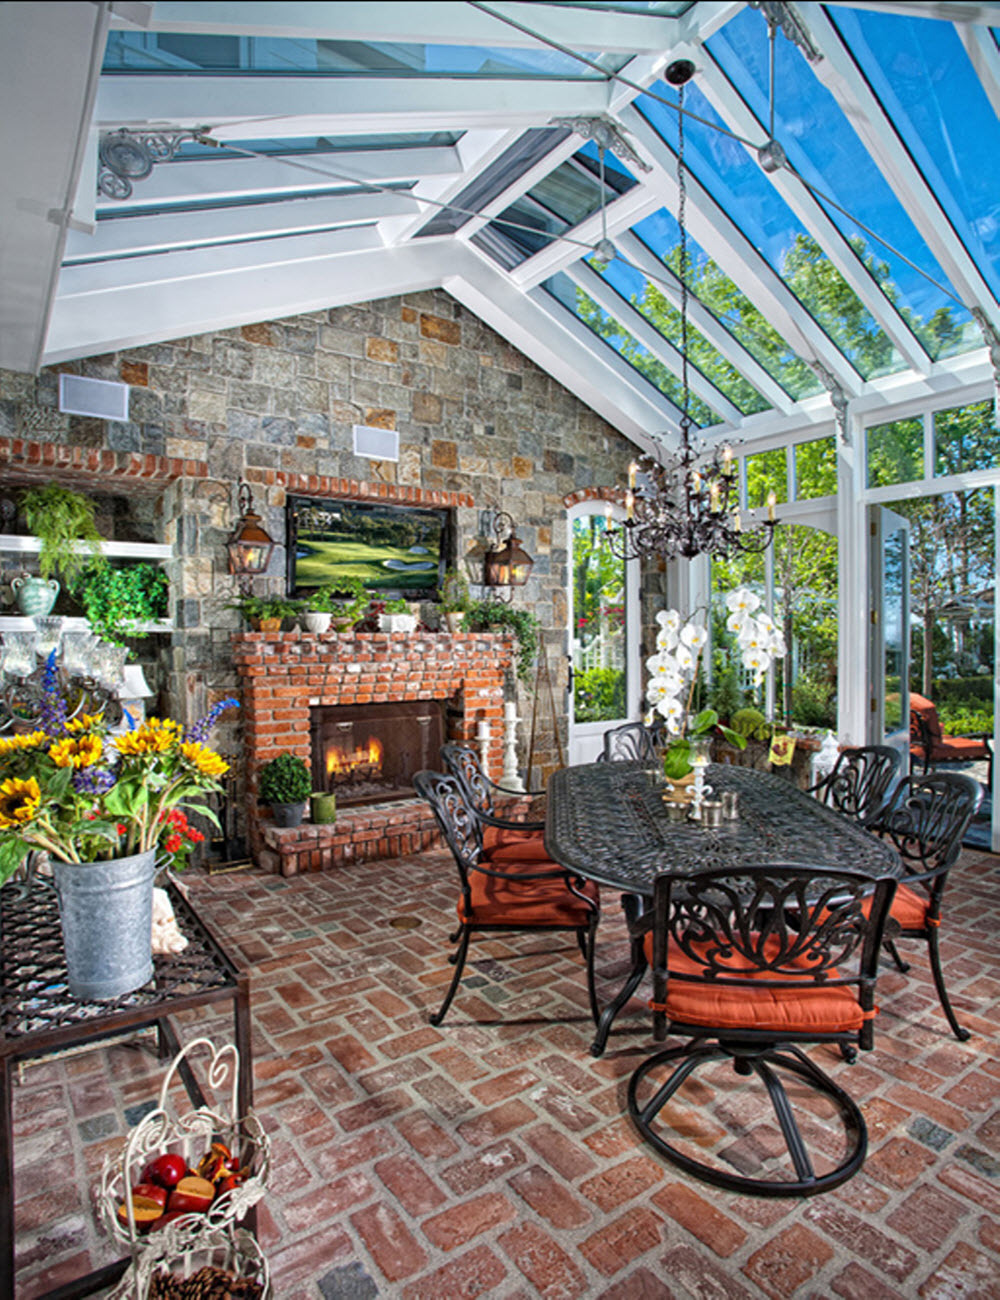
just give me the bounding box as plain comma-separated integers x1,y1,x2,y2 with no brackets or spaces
597,720,663,763
910,694,993,783
808,745,901,829
868,771,983,1040
439,742,548,861
413,769,600,1027
627,864,897,1197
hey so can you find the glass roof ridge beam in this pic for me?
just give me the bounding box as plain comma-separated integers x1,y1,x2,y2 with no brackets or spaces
95,74,614,134
509,184,662,288
695,55,933,375
109,2,684,56
612,229,795,413
620,102,863,396
566,259,744,424
802,2,1000,333
93,145,464,211
66,190,419,259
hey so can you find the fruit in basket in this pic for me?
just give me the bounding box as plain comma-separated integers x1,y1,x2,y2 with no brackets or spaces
117,1191,166,1230
132,1182,168,1210
167,1174,216,1214
142,1152,189,1189
196,1140,236,1184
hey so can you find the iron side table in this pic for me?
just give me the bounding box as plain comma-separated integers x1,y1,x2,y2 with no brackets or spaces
0,880,252,1299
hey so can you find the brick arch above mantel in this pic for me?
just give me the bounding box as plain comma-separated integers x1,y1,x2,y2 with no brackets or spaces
249,468,474,510
563,486,623,510
0,437,206,490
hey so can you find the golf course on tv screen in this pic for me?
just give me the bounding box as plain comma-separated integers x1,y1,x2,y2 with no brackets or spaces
289,496,447,597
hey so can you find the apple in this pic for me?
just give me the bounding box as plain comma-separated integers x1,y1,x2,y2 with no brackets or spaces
141,1153,188,1189
117,1193,166,1230
216,1173,242,1197
131,1182,168,1210
167,1175,215,1214
149,1210,189,1233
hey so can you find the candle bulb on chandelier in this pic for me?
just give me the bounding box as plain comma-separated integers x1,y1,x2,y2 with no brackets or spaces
604,501,613,528
691,469,701,494
628,460,638,490
767,490,777,522
625,489,635,520
733,510,742,532
710,480,721,513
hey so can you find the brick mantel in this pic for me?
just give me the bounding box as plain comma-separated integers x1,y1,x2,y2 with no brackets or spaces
233,629,514,873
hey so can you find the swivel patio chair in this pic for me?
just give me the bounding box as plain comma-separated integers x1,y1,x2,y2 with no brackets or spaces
413,769,600,1028
868,771,983,1040
627,864,896,1197
440,742,548,862
910,694,993,783
808,745,901,829
597,719,663,764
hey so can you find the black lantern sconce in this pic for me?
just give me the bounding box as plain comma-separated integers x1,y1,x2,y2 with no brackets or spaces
483,509,534,602
226,481,275,593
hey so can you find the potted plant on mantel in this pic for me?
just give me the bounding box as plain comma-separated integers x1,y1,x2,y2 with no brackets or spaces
229,593,302,633
14,482,108,616
379,596,417,634
258,751,312,828
440,567,470,633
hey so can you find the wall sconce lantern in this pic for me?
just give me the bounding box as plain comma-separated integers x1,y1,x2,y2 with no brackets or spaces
483,509,534,601
226,481,275,592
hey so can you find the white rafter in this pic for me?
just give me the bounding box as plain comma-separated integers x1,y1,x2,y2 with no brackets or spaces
566,260,743,425
957,20,1000,118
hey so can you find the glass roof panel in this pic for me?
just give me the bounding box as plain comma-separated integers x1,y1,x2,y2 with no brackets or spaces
173,132,463,160
103,32,628,77
830,7,1000,302
588,254,770,414
708,8,977,363
631,210,823,400
544,271,720,425
636,79,907,381
542,2,693,12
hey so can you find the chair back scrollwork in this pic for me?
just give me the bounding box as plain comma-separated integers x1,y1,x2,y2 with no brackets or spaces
440,743,497,819
872,771,982,903
810,745,900,828
413,769,483,887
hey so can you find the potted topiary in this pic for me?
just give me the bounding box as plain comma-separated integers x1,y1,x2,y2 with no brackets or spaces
329,575,370,632
14,482,108,616
440,567,470,632
258,751,312,828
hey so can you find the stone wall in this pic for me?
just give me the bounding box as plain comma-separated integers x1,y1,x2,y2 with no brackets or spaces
0,287,646,816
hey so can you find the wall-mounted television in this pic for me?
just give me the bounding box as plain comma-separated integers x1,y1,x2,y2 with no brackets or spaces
287,495,452,600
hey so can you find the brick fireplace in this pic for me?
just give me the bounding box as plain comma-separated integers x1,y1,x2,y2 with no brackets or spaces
233,630,514,875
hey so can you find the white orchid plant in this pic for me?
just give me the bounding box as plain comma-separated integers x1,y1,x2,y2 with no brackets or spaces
646,587,785,779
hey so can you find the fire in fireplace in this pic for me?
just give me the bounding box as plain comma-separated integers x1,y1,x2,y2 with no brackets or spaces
310,701,444,807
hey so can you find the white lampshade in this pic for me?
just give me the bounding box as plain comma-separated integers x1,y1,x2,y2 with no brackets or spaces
120,664,153,700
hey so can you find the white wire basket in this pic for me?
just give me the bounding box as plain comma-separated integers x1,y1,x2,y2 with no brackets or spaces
99,1037,270,1252
108,1224,271,1299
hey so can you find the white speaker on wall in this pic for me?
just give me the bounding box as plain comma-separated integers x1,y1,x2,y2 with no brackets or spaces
58,374,130,422
353,424,399,462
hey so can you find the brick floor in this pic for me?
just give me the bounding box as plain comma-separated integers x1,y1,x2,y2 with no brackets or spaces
10,845,1000,1298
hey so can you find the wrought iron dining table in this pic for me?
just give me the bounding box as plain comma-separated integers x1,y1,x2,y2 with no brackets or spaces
545,761,902,897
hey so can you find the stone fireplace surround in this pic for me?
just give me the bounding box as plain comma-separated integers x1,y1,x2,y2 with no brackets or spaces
233,629,514,876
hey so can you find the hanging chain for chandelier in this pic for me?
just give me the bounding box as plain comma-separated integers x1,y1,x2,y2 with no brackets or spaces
604,65,778,565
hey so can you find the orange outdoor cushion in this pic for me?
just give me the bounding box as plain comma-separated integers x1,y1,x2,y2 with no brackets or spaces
482,828,552,865
459,863,599,926
861,881,930,931
910,694,988,761
643,932,868,1034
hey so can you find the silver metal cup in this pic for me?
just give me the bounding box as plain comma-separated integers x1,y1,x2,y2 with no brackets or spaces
721,791,739,820
701,799,723,828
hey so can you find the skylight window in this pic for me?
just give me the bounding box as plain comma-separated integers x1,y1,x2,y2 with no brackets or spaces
708,8,977,363
636,79,907,382
545,271,720,426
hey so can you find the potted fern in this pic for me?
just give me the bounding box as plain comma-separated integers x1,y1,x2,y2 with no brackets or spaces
14,482,107,615
258,751,312,828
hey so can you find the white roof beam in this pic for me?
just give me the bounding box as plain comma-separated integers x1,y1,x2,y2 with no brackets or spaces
67,190,419,260
511,184,662,287
110,1,683,54
614,231,795,414
695,56,932,375
95,73,611,132
836,2,1000,25
46,236,445,363
958,21,1000,118
95,145,464,210
620,102,863,395
801,2,1000,332
566,260,743,425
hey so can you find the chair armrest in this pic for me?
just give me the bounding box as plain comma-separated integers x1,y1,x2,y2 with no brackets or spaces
478,809,545,832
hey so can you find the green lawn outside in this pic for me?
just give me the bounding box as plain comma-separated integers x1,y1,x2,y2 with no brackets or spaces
296,537,438,592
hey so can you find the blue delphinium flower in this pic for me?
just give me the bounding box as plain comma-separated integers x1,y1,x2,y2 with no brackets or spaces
72,767,116,796
40,651,69,739
185,697,239,743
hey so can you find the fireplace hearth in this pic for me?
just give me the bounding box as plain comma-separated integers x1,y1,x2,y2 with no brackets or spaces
311,701,444,807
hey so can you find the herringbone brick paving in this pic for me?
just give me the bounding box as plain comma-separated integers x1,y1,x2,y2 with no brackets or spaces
12,845,1000,1298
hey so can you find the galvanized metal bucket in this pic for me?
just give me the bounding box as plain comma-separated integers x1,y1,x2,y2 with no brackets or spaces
51,849,157,1001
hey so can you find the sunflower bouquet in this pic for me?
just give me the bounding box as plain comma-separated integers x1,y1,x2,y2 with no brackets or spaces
0,660,237,885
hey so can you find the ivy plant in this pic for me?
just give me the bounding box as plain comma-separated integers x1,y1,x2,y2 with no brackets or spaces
79,564,169,645
463,599,540,683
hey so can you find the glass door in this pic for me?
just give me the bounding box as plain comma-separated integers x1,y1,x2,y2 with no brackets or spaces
567,504,639,765
869,506,910,761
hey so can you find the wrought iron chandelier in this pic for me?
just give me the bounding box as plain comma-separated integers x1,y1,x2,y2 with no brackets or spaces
602,62,779,564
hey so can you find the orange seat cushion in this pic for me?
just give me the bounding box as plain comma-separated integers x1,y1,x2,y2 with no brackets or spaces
861,881,929,932
643,933,869,1034
460,863,599,927
482,827,551,864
